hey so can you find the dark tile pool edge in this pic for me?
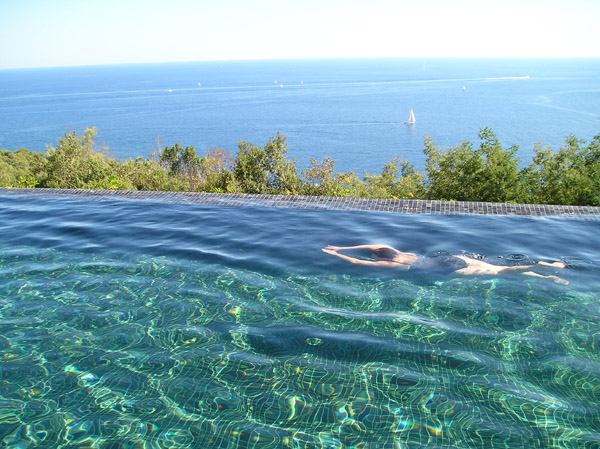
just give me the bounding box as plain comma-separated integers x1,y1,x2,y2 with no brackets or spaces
2,188,599,218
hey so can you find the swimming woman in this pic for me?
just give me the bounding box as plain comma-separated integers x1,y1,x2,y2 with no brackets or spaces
322,244,568,284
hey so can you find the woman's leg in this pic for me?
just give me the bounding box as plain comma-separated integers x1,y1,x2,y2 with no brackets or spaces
453,255,568,283
453,255,535,275
521,271,569,285
537,261,567,268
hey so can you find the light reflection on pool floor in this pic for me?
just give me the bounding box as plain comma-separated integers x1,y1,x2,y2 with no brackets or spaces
1,244,599,449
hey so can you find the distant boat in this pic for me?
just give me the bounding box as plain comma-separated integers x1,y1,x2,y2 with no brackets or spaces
462,85,467,91
403,108,416,125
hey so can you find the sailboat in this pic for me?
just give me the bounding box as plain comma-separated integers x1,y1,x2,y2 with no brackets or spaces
403,108,416,125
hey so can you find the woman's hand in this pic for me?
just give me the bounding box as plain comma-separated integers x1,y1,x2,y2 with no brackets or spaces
322,245,340,255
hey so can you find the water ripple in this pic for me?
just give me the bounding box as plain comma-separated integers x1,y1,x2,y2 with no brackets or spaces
1,198,599,448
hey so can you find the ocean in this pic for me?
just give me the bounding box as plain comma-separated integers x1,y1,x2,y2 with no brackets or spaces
0,58,598,173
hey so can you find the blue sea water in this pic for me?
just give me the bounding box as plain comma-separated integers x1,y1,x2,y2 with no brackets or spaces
1,191,599,448
0,58,599,173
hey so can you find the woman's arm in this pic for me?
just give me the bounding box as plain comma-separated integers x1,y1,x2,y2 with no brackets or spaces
323,244,391,252
322,247,410,269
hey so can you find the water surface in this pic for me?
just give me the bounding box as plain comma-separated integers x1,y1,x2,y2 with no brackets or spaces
0,193,599,448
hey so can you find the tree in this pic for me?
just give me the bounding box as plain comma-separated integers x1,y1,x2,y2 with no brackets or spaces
44,128,117,189
364,157,424,199
118,157,185,191
233,132,301,194
424,129,520,202
159,143,204,189
301,157,364,197
198,148,235,192
424,137,483,201
520,134,600,205
232,140,269,193
0,148,47,187
475,128,520,202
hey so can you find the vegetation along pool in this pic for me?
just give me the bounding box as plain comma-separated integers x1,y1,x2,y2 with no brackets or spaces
0,191,599,448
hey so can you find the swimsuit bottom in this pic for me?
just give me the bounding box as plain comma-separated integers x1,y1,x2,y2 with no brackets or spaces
409,255,469,275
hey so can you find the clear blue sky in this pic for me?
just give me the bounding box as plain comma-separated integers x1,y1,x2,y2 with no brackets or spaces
1,0,598,69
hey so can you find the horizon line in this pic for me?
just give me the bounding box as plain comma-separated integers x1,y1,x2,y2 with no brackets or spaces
2,55,600,71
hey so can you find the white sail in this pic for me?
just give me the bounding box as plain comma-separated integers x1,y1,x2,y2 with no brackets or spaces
404,108,416,124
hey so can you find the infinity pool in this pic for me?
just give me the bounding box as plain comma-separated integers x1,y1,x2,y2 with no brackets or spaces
0,192,599,448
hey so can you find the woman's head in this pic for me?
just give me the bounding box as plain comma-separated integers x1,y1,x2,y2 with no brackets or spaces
372,247,400,260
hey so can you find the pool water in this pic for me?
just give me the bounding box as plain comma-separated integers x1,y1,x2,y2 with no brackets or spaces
0,193,599,448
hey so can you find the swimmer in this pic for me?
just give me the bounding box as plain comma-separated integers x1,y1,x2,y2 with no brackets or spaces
322,244,568,284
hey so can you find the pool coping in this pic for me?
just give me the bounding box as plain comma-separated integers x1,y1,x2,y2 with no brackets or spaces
1,187,599,218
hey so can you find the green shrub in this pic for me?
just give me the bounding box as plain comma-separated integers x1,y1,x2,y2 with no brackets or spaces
118,157,186,191
364,157,425,199
3,127,598,206
43,128,116,189
424,128,520,202
520,135,600,206
233,132,301,194
0,148,47,187
197,148,235,192
301,157,365,197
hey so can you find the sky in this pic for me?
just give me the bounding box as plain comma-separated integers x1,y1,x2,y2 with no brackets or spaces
1,0,599,69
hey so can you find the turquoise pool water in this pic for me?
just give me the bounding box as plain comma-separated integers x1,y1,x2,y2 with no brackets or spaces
0,193,599,448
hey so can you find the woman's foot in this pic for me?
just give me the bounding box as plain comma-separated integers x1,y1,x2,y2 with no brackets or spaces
538,261,566,269
522,271,569,285
550,275,569,285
